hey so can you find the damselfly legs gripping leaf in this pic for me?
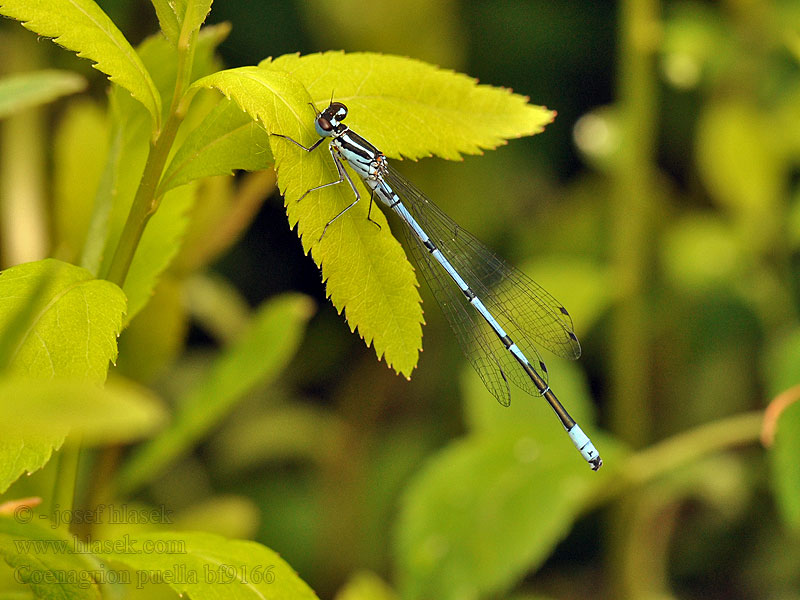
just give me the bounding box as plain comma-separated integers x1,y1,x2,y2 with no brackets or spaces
273,102,602,470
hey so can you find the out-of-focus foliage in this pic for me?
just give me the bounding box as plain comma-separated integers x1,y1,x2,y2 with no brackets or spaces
0,1,799,600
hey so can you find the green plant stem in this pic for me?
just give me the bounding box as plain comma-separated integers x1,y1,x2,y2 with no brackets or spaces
104,113,183,286
601,411,763,599
609,1,660,598
51,439,81,531
611,0,659,448
616,411,763,597
104,29,198,287
620,411,764,489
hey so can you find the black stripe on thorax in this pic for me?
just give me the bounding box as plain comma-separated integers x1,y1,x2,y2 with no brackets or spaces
338,130,381,161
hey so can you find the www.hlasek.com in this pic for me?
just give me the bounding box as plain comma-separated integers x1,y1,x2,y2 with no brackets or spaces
13,563,277,590
13,534,184,556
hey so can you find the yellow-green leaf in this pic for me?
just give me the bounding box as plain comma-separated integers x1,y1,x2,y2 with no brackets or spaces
0,259,126,381
0,517,104,600
770,398,800,531
117,293,314,494
262,51,555,160
159,97,273,194
0,258,127,492
151,0,212,46
99,531,319,600
0,0,162,128
0,69,86,119
335,571,398,600
123,181,198,324
191,65,423,376
396,425,621,600
0,376,166,444
53,99,109,263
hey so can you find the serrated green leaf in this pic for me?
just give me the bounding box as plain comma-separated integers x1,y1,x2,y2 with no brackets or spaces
770,399,800,531
0,377,165,444
395,424,622,600
0,440,60,495
117,293,314,494
150,0,180,45
0,70,86,119
0,517,104,600
151,0,213,46
262,51,555,160
99,531,319,600
0,259,126,381
0,0,161,128
191,64,423,375
183,0,213,39
159,97,273,194
0,259,127,492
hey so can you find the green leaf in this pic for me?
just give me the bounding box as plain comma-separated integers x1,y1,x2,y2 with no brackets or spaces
122,182,198,324
0,439,60,495
53,99,109,263
0,70,86,119
462,357,598,435
209,404,338,472
0,259,127,492
92,26,227,300
0,377,166,444
696,99,782,251
100,531,319,599
0,517,104,600
191,64,423,376
335,571,397,600
0,259,126,381
764,328,800,398
660,214,741,292
0,0,162,128
116,276,189,383
180,271,250,343
79,121,127,275
159,97,273,194
770,399,800,531
151,0,213,46
262,51,555,160
395,424,621,600
117,293,314,494
150,0,180,45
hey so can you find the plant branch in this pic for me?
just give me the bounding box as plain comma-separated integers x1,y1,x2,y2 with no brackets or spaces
620,411,764,488
103,29,198,287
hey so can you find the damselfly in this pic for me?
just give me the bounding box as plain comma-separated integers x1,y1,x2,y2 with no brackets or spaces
273,101,602,470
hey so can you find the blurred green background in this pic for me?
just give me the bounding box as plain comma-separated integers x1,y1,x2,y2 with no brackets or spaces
3,0,800,599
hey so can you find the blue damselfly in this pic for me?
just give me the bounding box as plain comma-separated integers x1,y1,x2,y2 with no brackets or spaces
273,101,602,470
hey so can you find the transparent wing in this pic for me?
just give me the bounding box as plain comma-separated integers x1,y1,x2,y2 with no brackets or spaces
384,166,581,402
400,210,517,405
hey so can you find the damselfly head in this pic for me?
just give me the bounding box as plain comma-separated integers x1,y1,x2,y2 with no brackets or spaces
315,102,349,137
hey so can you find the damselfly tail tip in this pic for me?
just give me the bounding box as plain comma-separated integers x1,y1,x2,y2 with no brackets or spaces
567,423,603,472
